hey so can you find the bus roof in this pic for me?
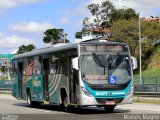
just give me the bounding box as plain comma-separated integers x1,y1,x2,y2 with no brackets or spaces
13,42,79,60
13,40,127,60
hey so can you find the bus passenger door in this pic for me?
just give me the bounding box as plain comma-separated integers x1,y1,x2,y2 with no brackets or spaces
68,54,78,104
12,61,19,99
17,62,23,98
42,58,50,101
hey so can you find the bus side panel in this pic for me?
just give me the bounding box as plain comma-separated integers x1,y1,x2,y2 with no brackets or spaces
31,75,44,102
48,74,60,104
12,76,20,99
58,74,69,103
22,75,32,100
49,92,58,104
49,74,68,104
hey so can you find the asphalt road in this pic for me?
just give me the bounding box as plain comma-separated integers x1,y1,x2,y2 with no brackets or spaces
0,94,160,120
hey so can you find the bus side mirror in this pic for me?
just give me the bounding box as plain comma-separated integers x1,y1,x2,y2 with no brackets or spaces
72,57,79,70
131,56,138,70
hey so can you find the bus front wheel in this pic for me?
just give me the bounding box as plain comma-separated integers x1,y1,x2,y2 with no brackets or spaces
27,91,41,107
61,95,73,112
104,106,115,112
27,91,33,107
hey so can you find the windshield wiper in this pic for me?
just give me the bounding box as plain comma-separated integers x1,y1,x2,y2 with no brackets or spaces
92,53,107,67
92,53,108,75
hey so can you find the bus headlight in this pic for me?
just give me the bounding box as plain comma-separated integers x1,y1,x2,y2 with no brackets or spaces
81,87,92,97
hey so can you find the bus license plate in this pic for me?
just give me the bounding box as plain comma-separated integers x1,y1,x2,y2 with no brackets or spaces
105,101,115,105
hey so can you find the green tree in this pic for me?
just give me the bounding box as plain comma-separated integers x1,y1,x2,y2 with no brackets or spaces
87,1,114,27
100,0,114,27
43,28,70,44
111,8,138,22
75,32,82,39
109,19,160,70
17,44,36,54
109,19,138,56
78,0,160,71
86,1,138,28
87,4,100,26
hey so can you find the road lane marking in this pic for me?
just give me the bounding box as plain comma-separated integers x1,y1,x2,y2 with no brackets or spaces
24,107,70,114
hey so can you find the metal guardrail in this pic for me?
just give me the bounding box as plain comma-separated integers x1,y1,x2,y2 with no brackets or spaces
134,84,160,92
0,80,12,91
134,92,160,98
0,88,12,91
134,75,160,93
134,76,160,84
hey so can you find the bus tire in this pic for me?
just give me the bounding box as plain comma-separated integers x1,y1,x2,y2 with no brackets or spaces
61,95,68,111
61,95,73,112
27,91,41,107
27,90,33,107
104,106,115,113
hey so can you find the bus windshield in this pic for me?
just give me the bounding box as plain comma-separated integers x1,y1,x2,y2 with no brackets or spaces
80,44,131,85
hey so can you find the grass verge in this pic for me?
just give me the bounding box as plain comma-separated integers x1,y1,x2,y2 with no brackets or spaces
134,97,160,104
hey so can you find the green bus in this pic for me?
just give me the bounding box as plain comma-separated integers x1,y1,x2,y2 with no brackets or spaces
12,39,137,112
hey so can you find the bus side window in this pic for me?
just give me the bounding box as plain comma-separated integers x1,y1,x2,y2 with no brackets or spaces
60,52,67,75
33,56,42,75
50,54,59,74
12,60,18,76
25,57,34,76
23,59,27,75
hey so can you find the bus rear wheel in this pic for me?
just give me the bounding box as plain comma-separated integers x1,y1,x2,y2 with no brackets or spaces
27,91,41,107
61,96,68,111
104,106,115,113
27,91,33,107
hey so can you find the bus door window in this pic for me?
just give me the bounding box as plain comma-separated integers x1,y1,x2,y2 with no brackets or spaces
60,52,67,75
67,49,78,104
12,60,18,76
17,61,24,98
50,53,59,74
42,55,50,100
33,56,42,75
26,57,34,76
23,59,27,75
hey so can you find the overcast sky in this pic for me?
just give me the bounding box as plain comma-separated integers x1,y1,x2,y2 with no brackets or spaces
0,0,159,54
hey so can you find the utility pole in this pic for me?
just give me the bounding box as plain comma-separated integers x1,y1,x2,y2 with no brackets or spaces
122,5,142,84
139,13,142,84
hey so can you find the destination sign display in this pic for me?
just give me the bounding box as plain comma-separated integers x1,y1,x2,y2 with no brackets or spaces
81,45,128,52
